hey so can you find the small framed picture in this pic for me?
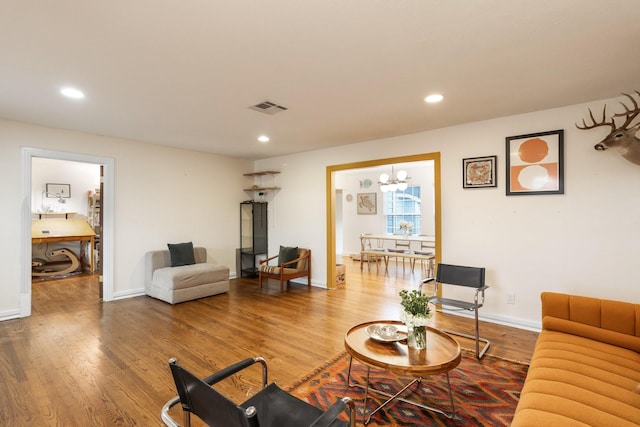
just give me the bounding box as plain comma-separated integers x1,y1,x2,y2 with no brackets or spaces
45,183,71,198
506,129,564,195
463,156,497,188
356,193,377,214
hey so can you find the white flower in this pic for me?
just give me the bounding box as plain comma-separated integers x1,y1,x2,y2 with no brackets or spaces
401,310,432,326
398,220,413,231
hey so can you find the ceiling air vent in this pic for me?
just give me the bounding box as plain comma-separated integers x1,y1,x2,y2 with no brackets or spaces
249,100,288,115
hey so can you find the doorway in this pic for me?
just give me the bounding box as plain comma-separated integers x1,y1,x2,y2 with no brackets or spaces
20,148,114,317
325,153,441,288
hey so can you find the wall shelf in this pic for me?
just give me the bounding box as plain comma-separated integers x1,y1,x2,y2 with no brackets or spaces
243,171,281,177
243,171,281,193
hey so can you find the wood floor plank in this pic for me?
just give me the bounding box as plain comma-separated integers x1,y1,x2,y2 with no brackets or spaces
0,259,538,426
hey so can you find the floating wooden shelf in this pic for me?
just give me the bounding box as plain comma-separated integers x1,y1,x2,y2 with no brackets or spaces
243,171,281,193
243,186,281,191
242,171,281,177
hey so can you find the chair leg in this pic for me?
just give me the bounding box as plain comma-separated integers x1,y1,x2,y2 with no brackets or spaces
439,306,490,359
258,274,262,288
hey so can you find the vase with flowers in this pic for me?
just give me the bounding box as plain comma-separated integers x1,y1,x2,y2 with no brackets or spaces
399,289,432,349
398,220,414,237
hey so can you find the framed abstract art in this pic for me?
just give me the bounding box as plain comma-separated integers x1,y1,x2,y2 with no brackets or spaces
463,156,497,188
506,129,564,195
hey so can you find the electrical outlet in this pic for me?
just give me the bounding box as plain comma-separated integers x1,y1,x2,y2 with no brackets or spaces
507,293,516,304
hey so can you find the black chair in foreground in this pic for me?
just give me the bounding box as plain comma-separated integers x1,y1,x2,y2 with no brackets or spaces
422,263,490,359
162,357,355,427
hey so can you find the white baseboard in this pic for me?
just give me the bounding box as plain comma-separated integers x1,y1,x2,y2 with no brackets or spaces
441,307,541,332
0,309,21,321
112,288,146,300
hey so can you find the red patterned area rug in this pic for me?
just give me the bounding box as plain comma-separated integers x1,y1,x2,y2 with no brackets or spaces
287,350,528,426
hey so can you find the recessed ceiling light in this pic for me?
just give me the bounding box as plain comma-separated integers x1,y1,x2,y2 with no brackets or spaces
424,94,443,103
60,87,85,99
258,135,270,143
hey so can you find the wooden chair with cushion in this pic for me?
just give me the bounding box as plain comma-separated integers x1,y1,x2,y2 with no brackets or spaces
415,234,436,278
360,233,384,273
258,247,311,291
392,234,411,273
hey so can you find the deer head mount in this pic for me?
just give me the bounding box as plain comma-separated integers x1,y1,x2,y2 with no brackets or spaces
576,90,640,166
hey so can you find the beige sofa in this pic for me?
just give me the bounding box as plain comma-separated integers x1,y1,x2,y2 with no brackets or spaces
145,247,229,304
512,292,640,426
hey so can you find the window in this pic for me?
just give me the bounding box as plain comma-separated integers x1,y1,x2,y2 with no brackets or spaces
383,185,421,234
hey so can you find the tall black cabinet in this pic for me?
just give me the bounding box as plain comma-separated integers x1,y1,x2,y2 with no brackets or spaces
239,201,268,277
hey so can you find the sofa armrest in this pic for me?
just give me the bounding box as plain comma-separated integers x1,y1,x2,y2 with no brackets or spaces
259,254,279,265
543,316,640,353
145,250,171,286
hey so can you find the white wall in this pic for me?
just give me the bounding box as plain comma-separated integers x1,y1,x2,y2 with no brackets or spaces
255,96,640,329
337,169,385,247
0,119,251,319
32,158,100,216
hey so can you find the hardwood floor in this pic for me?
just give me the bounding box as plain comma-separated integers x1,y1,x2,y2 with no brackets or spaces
1,259,538,426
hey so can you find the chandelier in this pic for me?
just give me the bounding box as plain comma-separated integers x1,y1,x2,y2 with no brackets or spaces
378,166,410,192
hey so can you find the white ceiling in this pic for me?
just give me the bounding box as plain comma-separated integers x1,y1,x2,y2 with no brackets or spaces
1,1,639,159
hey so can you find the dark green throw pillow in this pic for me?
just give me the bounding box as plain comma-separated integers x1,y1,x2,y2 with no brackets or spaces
278,245,298,266
167,242,196,267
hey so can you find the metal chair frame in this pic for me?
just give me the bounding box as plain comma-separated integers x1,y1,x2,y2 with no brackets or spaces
162,357,356,427
423,263,490,359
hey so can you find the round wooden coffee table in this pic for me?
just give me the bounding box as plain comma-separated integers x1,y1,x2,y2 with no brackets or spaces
344,320,461,424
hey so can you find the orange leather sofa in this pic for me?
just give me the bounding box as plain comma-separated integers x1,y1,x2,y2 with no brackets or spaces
512,292,640,426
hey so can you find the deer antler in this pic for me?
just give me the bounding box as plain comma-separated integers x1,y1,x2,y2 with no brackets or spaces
576,90,640,166
612,90,640,129
576,104,616,131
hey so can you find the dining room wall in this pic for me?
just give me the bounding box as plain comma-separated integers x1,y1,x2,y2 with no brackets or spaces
335,163,435,258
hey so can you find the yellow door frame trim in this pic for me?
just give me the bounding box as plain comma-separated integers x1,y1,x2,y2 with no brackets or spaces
326,152,441,288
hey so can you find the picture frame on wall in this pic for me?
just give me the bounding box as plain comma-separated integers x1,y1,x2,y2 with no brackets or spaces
506,129,564,195
463,155,497,188
356,192,377,214
45,183,71,198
